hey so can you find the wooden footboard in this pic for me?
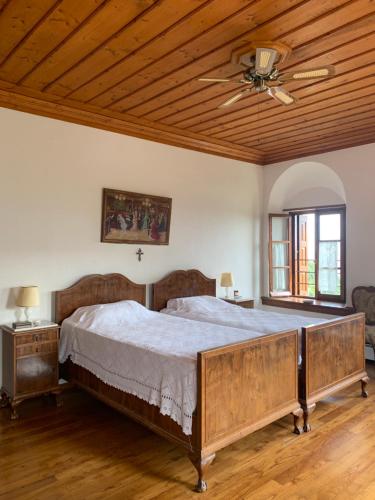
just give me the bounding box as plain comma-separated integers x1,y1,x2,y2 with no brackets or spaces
190,329,302,491
62,329,301,492
300,312,368,431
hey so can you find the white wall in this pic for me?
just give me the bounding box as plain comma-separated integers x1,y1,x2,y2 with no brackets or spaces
2,106,375,381
262,143,375,301
0,108,263,328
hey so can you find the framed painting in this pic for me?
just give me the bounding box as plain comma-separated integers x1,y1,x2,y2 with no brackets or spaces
101,188,172,245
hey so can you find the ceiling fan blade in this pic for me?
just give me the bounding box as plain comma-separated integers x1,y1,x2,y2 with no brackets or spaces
279,65,335,82
198,78,233,82
255,47,278,75
218,88,251,108
267,86,297,106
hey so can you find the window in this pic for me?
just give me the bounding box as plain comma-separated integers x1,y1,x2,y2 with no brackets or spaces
269,214,292,296
269,206,346,302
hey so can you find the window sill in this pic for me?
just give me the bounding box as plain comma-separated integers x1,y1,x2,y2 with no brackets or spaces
261,296,354,316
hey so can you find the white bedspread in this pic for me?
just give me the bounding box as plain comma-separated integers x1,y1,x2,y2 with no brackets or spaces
59,300,265,435
161,296,331,335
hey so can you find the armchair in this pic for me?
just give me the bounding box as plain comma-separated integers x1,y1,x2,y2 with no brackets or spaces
352,286,375,356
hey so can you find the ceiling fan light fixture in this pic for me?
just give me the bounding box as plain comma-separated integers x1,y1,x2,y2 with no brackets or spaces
267,86,296,105
256,48,278,75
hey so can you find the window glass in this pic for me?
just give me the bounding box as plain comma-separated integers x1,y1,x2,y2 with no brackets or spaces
271,217,288,241
319,241,341,295
319,213,341,241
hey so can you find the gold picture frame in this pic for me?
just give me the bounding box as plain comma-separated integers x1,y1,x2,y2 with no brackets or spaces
101,188,172,245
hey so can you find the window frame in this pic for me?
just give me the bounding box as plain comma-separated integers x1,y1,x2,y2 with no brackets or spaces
269,205,346,303
315,206,346,303
268,213,292,297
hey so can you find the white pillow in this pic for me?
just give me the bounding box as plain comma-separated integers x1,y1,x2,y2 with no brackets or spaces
166,295,233,314
69,300,151,329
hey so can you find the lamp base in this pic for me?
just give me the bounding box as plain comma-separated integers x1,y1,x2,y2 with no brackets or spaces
24,306,32,323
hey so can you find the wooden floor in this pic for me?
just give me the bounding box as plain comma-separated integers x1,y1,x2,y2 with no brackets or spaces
1,364,375,500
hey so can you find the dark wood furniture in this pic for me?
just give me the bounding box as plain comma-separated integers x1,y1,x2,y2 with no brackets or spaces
300,314,368,431
151,269,216,312
54,273,146,324
0,323,61,419
222,297,254,308
56,273,302,492
152,269,368,432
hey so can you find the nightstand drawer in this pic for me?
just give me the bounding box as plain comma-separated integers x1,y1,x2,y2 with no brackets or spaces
16,341,57,358
15,329,58,346
16,352,58,395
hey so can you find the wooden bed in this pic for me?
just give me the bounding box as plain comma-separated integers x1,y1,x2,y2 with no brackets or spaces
152,269,369,432
55,273,302,492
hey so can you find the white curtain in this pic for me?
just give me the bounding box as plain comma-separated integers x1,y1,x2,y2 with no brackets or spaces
273,243,288,291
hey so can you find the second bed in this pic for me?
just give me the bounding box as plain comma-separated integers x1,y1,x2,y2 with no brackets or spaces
152,269,368,431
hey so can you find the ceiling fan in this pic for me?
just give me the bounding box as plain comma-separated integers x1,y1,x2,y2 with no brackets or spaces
198,41,335,107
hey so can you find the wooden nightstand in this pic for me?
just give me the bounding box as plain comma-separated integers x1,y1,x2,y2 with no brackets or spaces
0,322,62,419
222,298,255,309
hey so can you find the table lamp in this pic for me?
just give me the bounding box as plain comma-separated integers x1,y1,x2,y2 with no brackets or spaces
220,272,234,299
16,286,40,323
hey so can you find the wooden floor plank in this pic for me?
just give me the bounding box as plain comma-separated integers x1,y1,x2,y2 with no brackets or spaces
0,363,374,499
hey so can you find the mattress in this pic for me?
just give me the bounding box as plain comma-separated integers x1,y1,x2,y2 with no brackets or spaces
161,295,332,335
59,300,266,435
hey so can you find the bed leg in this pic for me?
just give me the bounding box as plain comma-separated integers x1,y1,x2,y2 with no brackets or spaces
303,403,316,432
361,376,369,398
188,452,215,493
51,390,63,407
0,391,9,409
10,400,21,420
292,407,304,435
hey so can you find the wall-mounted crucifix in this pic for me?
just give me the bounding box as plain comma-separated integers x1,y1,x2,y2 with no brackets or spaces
136,248,144,262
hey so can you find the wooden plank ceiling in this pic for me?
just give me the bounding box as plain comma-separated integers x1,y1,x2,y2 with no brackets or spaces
0,0,374,165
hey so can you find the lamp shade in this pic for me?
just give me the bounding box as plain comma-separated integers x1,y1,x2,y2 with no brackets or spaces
16,286,40,307
220,272,234,287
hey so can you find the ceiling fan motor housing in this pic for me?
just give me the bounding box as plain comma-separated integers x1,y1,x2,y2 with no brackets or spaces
244,67,279,92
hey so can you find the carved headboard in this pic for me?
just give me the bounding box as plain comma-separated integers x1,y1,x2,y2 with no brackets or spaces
152,269,216,311
55,273,146,323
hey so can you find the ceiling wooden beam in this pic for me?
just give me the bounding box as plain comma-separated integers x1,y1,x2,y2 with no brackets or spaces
0,83,264,164
0,0,374,164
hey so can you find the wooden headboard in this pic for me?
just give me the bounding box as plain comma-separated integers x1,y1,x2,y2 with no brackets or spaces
54,273,146,323
152,269,216,311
